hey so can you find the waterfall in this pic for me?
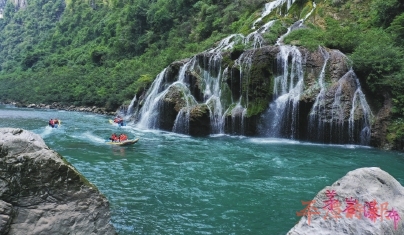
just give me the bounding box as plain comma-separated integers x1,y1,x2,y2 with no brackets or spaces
306,65,373,145
221,49,256,135
236,50,255,106
308,46,330,140
349,74,373,145
245,20,276,49
261,45,304,138
208,34,244,53
172,82,198,134
302,2,316,23
131,0,374,146
136,69,168,129
171,60,198,134
276,1,316,45
329,77,347,143
230,102,247,135
126,95,137,115
253,0,297,29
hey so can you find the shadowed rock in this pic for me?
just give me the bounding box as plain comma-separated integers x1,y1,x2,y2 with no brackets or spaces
0,128,116,235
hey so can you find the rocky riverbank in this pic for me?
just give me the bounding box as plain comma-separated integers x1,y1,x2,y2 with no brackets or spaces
0,128,117,234
1,101,118,116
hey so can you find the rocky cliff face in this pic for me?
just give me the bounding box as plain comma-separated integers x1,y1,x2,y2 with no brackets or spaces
0,128,116,234
130,45,374,145
288,167,404,234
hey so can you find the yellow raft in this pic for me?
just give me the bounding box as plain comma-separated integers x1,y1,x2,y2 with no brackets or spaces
107,138,139,146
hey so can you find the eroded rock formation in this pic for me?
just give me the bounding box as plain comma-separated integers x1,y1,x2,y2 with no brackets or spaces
0,128,116,234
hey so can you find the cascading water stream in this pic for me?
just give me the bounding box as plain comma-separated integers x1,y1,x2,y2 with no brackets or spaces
308,46,330,139
136,69,168,129
263,45,304,138
126,95,137,116
208,34,244,53
309,68,373,145
172,59,198,134
276,1,316,45
198,52,225,134
349,74,373,145
253,0,297,28
245,20,276,48
172,83,198,134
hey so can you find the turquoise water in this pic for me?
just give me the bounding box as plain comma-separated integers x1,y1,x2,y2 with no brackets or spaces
1,104,404,234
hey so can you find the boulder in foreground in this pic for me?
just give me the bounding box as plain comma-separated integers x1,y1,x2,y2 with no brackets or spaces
288,167,404,235
0,128,116,235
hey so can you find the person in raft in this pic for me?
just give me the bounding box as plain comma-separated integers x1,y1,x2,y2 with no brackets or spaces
114,116,124,127
53,119,59,128
49,119,60,128
119,133,128,142
49,119,55,128
109,133,119,142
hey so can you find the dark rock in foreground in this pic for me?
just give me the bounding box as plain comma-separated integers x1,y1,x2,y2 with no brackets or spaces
0,128,116,235
288,167,404,235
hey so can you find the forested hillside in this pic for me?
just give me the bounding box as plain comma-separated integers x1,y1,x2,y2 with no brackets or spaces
0,0,266,109
1,0,404,146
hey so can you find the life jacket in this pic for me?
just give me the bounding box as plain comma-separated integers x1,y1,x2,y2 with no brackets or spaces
119,134,127,141
111,134,118,141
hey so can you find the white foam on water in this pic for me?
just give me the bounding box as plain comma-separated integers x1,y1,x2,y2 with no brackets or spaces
76,131,108,144
249,137,300,145
39,126,54,138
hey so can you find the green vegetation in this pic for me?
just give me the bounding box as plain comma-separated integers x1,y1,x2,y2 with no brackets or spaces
0,0,266,110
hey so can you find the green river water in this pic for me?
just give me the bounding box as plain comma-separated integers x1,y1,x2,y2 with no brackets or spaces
1,104,404,234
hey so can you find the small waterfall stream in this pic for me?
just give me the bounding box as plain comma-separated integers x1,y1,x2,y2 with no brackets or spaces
308,47,330,140
263,45,304,139
137,69,168,129
172,60,198,134
349,74,373,145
